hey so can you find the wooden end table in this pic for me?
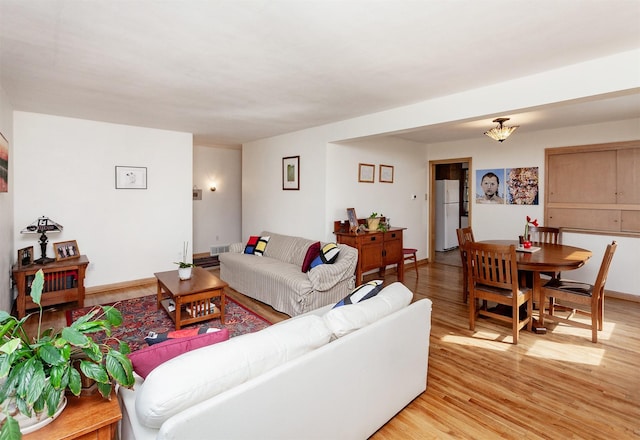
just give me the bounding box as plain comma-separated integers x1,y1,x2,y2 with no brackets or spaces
23,392,120,440
154,267,228,330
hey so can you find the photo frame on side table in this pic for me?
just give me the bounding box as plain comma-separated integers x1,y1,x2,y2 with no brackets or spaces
17,246,33,268
358,163,375,183
115,166,147,189
53,240,80,261
346,208,359,233
282,156,300,190
379,164,394,183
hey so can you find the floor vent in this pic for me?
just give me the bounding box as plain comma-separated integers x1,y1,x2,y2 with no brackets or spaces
210,245,230,256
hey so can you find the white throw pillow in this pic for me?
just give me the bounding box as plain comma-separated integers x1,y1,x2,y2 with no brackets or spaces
135,314,332,429
323,282,413,338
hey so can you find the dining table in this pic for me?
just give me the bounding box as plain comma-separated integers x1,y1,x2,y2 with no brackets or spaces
480,240,593,333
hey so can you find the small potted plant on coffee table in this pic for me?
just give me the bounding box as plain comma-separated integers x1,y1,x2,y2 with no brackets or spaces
0,269,134,438
174,241,195,280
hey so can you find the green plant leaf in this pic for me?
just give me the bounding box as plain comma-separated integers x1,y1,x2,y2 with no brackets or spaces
61,327,90,347
103,306,123,327
0,414,21,440
79,360,108,384
68,365,81,396
17,358,45,405
49,364,64,388
118,340,131,355
44,387,63,417
0,355,10,379
30,270,45,306
106,350,134,387
38,343,66,366
0,339,20,356
97,382,112,399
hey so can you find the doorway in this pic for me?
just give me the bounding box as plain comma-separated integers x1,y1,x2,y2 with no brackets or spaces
429,158,472,266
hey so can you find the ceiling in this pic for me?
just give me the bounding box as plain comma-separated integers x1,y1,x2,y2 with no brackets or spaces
1,1,639,147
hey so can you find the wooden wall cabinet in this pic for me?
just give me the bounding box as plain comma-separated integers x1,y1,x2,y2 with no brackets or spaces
545,141,640,234
334,221,405,284
12,255,89,318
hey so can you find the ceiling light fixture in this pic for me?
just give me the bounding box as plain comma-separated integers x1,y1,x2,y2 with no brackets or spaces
484,117,519,142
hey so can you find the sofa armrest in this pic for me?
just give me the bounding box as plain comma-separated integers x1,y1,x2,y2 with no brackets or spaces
307,244,357,291
229,242,244,253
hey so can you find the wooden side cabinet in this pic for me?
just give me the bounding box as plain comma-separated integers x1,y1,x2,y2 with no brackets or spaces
12,255,89,318
334,221,406,284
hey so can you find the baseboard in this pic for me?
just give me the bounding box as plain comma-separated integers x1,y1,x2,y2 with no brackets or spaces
608,290,640,303
85,277,156,295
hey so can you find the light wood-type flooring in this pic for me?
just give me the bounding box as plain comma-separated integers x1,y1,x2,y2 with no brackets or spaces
22,262,640,439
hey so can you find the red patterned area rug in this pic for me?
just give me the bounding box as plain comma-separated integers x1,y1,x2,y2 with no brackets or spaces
67,295,271,352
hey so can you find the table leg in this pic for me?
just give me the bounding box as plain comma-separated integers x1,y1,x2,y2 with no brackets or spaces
531,272,547,334
156,281,162,310
220,290,226,325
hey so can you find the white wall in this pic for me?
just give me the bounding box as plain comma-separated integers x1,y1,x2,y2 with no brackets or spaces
242,127,331,242
193,145,242,253
328,137,428,256
13,112,193,288
426,118,640,296
0,83,14,312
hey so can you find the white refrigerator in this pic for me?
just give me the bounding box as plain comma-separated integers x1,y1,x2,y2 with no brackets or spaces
435,179,460,251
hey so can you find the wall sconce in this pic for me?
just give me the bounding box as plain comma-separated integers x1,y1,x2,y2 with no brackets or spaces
210,185,216,192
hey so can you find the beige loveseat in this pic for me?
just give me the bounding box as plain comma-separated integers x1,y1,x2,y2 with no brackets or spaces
219,231,358,316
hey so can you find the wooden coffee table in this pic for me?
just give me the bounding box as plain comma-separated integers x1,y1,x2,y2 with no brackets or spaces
154,267,228,330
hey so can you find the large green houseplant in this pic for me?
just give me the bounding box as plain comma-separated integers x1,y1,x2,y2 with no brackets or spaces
0,269,134,439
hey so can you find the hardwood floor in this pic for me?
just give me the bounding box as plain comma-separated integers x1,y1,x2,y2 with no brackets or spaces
24,263,639,439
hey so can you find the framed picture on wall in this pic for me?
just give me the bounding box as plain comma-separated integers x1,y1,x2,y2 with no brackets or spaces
115,166,147,189
282,156,300,190
379,164,394,183
358,163,375,183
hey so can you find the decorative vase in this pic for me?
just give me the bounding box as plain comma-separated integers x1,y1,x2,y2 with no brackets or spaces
178,267,192,280
367,218,380,231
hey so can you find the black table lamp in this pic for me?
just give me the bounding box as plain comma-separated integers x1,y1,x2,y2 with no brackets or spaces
20,216,63,264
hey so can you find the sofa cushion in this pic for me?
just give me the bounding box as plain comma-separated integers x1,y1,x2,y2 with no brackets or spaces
254,236,270,256
301,241,321,272
320,242,340,264
244,236,260,254
135,314,332,429
323,282,413,338
333,280,383,308
129,328,230,379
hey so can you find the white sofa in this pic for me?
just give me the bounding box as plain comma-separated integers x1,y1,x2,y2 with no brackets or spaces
118,282,432,440
219,231,358,316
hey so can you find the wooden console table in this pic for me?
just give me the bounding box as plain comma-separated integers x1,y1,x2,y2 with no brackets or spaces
334,220,406,284
23,392,121,440
12,255,89,318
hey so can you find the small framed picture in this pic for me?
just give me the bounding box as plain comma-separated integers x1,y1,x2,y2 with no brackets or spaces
115,166,147,189
379,164,394,183
193,188,202,200
17,246,34,267
53,240,80,261
282,156,300,190
358,163,375,183
346,208,359,233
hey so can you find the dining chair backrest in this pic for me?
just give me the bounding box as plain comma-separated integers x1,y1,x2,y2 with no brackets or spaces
528,226,561,244
456,227,475,303
592,240,618,299
466,242,519,292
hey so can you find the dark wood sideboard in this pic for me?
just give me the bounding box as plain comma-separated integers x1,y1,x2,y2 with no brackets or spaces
334,220,406,284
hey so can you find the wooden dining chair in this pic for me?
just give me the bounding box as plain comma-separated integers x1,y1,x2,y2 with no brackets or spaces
539,241,617,343
521,225,562,287
528,226,561,245
456,227,475,303
466,242,533,344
